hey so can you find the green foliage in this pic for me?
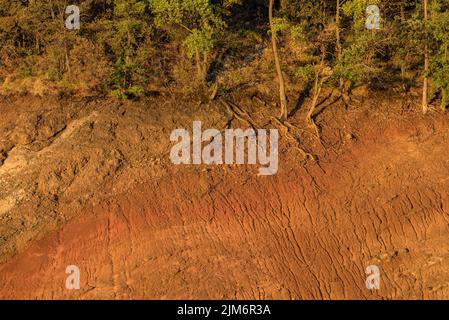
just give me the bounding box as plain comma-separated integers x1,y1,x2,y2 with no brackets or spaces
342,0,381,32
296,65,315,83
271,17,291,35
0,0,449,109
148,0,237,81
95,0,154,93
183,29,214,59
429,0,449,109
149,0,225,54
337,0,386,87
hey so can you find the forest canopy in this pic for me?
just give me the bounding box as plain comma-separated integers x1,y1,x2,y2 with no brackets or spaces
0,0,448,111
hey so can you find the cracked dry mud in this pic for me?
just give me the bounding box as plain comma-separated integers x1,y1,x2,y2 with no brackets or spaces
0,95,448,299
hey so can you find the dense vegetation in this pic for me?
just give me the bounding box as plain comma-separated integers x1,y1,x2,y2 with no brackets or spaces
0,0,448,112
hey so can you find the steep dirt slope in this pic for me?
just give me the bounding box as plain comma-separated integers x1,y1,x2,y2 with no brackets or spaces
0,95,448,299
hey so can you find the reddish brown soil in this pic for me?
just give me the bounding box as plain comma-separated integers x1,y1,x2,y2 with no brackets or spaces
0,94,448,299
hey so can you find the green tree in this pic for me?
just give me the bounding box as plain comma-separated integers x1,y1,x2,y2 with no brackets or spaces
149,0,238,82
93,0,154,97
335,0,384,91
429,0,449,110
269,0,288,120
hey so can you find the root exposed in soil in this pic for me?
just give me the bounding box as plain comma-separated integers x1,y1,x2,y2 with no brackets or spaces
0,95,448,299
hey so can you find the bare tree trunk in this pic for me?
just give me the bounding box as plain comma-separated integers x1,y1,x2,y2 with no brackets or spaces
336,0,349,96
335,0,341,59
195,50,203,82
306,53,329,125
442,88,448,111
400,0,406,21
269,0,288,121
398,1,406,90
306,72,323,125
422,0,429,114
202,53,208,81
65,51,71,75
306,52,330,146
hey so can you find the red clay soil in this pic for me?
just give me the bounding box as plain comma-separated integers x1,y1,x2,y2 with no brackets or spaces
0,95,448,299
